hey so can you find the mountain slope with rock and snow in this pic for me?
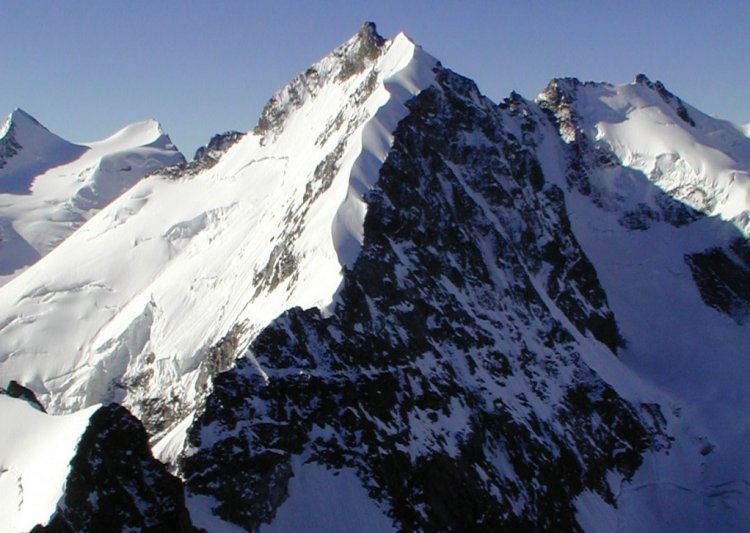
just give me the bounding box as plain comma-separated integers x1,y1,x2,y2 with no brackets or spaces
0,22,436,455
537,75,750,530
0,109,185,285
1,22,749,532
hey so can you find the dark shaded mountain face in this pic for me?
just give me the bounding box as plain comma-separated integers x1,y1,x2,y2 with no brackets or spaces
181,67,666,531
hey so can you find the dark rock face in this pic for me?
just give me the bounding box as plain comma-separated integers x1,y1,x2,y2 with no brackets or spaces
182,67,664,531
193,130,244,164
159,130,241,179
34,404,195,533
0,121,22,170
1,380,46,412
686,238,750,324
336,21,386,81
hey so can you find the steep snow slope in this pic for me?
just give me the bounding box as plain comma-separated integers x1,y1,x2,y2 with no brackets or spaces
0,110,184,284
0,394,98,533
539,76,750,531
0,109,86,195
0,24,437,453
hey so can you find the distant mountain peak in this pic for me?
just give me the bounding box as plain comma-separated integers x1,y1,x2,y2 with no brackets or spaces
120,118,164,137
0,108,85,189
2,108,42,135
0,107,69,147
89,118,177,153
0,108,184,282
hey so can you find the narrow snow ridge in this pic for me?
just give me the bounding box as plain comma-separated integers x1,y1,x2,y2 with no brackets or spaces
332,33,438,268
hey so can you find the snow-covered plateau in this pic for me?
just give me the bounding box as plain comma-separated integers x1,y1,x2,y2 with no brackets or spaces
1,22,749,532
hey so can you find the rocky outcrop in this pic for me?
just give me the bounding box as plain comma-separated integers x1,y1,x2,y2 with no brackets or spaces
254,22,387,143
34,404,195,532
1,380,46,412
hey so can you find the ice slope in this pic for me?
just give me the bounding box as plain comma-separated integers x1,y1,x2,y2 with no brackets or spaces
0,110,184,284
537,77,750,531
0,26,438,455
0,395,98,533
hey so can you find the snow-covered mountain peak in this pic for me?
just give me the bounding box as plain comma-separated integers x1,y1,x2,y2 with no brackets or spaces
0,109,87,189
0,24,438,458
1,108,81,151
2,108,51,136
538,75,750,230
88,118,171,151
253,22,393,143
2,23,750,532
0,111,184,285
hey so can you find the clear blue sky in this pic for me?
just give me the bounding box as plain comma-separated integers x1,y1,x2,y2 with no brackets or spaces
2,1,747,156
